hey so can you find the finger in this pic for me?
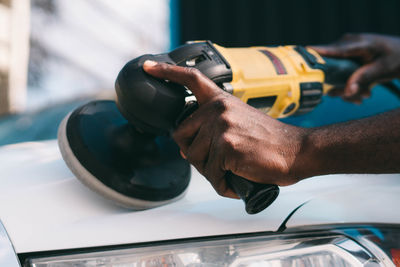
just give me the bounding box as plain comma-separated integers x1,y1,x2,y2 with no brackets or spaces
173,107,210,153
179,123,238,199
204,140,239,199
342,87,371,104
143,60,221,105
327,81,360,103
327,86,345,97
310,43,367,59
173,100,218,152
344,61,384,97
185,125,212,173
310,34,367,58
309,45,346,58
343,94,363,104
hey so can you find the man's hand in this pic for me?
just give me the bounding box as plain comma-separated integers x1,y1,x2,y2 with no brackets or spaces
143,60,309,198
311,33,400,103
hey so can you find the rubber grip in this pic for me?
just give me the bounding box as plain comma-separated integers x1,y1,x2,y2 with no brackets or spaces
322,57,360,87
226,171,279,214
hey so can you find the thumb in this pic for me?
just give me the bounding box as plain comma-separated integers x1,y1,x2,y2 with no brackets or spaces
143,60,221,105
310,41,366,59
344,62,384,97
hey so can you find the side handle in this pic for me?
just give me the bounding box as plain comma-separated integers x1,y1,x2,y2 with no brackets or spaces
226,172,279,214
294,46,360,89
321,57,360,87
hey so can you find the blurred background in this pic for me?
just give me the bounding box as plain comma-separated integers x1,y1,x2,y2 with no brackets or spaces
0,0,400,144
177,0,400,47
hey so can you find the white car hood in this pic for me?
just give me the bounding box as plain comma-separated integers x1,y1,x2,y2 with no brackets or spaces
0,141,399,254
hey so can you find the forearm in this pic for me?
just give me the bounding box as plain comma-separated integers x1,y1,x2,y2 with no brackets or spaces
297,109,400,178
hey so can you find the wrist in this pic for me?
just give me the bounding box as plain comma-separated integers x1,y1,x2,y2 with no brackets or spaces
291,127,324,180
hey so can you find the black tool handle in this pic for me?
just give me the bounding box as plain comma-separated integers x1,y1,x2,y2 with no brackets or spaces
295,46,360,88
321,57,360,87
226,172,279,214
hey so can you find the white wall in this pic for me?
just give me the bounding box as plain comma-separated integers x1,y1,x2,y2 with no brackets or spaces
0,0,30,114
28,0,170,110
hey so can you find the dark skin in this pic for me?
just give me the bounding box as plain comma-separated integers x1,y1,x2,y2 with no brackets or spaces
311,33,400,103
143,33,400,199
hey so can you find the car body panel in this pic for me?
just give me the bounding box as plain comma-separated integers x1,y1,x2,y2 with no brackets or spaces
0,140,399,254
0,221,20,267
0,141,308,253
286,177,400,228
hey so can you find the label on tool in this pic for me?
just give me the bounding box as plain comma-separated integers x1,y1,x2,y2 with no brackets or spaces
258,49,287,75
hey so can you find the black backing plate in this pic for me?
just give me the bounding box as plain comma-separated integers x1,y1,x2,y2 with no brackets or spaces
65,100,191,202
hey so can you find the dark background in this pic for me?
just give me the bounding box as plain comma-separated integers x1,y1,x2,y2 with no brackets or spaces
177,0,400,47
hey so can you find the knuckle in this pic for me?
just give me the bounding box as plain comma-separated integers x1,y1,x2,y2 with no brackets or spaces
217,113,234,131
277,156,291,176
158,62,169,72
212,97,229,113
186,67,202,82
220,133,237,152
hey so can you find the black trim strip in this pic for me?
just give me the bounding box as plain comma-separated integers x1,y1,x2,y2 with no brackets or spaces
258,49,287,75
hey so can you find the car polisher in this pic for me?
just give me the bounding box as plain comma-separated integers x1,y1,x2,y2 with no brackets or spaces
58,41,358,214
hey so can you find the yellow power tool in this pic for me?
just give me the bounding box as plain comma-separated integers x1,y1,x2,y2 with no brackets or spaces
180,41,358,119
215,43,356,117
116,41,359,133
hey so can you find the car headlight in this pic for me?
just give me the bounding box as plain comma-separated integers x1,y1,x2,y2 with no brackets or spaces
25,225,400,267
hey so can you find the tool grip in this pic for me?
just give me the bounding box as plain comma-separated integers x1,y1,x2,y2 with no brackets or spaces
321,57,360,88
226,171,279,214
